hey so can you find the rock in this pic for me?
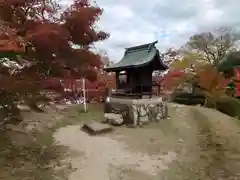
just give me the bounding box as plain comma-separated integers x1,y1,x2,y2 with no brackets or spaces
17,105,31,111
104,113,124,126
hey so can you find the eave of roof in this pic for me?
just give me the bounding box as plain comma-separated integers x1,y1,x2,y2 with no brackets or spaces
104,41,168,72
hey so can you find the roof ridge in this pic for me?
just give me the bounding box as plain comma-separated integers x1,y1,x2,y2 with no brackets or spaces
125,41,158,53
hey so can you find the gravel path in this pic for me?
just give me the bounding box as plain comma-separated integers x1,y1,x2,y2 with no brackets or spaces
54,125,177,180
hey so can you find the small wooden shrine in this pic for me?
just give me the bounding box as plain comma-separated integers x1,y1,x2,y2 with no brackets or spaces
104,41,168,98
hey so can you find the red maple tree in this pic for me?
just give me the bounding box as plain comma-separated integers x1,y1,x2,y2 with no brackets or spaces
195,65,229,106
0,0,109,126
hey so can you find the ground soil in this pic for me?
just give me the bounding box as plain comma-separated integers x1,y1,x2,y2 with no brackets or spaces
2,103,240,180
54,125,177,180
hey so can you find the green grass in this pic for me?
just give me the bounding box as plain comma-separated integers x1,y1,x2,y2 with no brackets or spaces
54,103,104,128
37,103,103,147
37,103,104,146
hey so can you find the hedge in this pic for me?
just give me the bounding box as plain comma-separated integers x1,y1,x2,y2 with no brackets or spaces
215,96,240,119
172,92,205,105
172,92,240,118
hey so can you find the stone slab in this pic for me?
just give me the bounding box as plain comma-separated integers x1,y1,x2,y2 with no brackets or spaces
81,121,113,135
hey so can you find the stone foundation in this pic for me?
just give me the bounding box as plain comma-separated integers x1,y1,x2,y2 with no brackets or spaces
105,97,166,126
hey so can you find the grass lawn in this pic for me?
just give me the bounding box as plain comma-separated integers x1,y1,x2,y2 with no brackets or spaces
55,103,104,128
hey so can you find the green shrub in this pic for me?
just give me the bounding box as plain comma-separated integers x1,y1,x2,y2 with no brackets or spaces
172,91,240,118
215,96,240,118
172,92,205,105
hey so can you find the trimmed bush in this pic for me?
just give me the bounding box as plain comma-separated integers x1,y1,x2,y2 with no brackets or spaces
215,96,240,118
172,92,205,105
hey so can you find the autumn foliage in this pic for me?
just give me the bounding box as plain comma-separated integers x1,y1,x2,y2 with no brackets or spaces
195,65,229,105
161,70,185,91
0,0,109,126
43,71,116,103
163,62,229,106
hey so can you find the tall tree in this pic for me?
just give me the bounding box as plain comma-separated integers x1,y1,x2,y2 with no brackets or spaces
0,0,109,126
165,29,236,105
184,28,239,67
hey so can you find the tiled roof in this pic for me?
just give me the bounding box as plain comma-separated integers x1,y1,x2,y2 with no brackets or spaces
104,41,167,71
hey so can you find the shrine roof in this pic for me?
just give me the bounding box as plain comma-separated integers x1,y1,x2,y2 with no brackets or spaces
104,41,168,72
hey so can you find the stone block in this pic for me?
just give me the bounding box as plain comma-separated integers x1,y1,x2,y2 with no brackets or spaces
81,121,113,135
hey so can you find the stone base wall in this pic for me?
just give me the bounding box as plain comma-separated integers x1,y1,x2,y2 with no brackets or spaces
107,97,166,126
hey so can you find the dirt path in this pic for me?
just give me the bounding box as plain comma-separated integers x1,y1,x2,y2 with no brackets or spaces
54,125,177,180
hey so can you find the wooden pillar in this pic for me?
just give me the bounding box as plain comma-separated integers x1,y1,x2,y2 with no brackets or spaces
115,71,120,89
126,71,130,84
126,70,133,92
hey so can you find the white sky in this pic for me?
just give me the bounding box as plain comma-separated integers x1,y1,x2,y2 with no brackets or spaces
60,0,240,62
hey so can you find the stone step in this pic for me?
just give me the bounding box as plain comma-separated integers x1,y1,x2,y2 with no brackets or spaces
81,121,113,135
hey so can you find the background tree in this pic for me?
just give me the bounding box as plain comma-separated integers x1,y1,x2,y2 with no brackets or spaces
195,64,229,107
0,0,109,127
97,52,116,89
163,28,238,106
183,28,239,67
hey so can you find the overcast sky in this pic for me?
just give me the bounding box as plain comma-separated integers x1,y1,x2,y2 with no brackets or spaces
60,0,240,62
